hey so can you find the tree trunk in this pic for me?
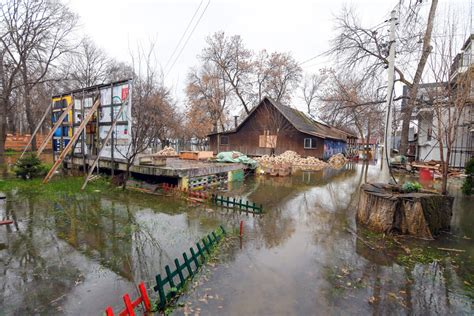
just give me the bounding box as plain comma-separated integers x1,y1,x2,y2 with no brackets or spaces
441,149,450,195
365,119,371,161
122,161,131,190
399,0,438,155
0,98,8,165
22,67,37,151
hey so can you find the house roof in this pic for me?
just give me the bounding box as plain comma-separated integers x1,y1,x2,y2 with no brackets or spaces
209,97,358,141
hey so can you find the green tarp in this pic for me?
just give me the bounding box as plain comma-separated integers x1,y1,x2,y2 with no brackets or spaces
216,151,258,169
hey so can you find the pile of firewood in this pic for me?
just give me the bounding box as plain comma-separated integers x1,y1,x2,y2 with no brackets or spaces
155,146,178,156
256,151,348,175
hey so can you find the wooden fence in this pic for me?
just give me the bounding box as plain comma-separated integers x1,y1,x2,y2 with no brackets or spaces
211,194,263,214
153,226,226,309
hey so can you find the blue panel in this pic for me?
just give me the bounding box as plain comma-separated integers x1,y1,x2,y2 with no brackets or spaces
323,139,347,159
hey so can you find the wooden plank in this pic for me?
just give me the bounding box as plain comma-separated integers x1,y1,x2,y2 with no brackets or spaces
81,94,130,190
43,96,100,183
37,100,74,157
411,163,439,170
20,102,53,159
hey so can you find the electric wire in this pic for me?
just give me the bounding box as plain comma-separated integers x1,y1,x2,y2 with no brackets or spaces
163,0,204,74
165,0,210,79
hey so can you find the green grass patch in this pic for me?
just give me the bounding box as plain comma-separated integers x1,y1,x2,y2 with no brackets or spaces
396,247,446,268
0,176,114,200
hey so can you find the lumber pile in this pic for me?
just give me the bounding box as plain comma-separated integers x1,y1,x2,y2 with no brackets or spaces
410,160,464,178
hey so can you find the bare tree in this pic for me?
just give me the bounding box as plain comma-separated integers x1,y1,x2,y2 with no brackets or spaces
318,69,385,155
425,20,472,195
185,62,229,133
328,1,438,155
202,31,254,114
195,31,303,125
0,0,77,151
116,41,176,189
301,71,326,115
65,37,111,89
263,52,302,104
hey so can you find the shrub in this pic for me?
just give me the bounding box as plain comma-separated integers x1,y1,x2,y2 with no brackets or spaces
402,181,422,193
14,154,48,180
462,158,474,195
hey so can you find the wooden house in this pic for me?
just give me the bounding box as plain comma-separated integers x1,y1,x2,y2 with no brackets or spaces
208,97,357,159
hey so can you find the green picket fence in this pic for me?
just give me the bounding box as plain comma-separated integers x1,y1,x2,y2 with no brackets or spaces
211,194,263,214
153,226,226,309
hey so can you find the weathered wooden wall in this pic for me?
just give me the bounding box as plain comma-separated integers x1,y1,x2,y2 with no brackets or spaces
209,100,325,158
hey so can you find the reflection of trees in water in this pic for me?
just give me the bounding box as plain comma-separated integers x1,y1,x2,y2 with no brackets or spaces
52,193,169,283
250,207,295,249
0,195,82,314
313,172,472,315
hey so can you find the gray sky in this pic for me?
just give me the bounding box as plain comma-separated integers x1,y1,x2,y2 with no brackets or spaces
66,0,471,109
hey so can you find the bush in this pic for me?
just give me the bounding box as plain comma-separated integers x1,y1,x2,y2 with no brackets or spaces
402,181,422,193
462,158,474,195
14,154,48,180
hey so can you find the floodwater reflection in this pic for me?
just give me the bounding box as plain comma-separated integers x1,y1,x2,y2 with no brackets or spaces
177,162,474,316
0,162,472,315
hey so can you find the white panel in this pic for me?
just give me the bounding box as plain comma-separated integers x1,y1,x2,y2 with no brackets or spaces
100,87,112,106
112,86,122,104
99,107,112,123
84,97,93,108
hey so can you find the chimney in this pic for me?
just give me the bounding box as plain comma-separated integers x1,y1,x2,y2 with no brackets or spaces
234,115,239,129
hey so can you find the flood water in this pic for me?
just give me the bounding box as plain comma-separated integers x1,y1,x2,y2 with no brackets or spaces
0,162,473,315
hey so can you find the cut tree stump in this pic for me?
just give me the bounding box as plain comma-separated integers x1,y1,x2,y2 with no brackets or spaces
357,183,453,239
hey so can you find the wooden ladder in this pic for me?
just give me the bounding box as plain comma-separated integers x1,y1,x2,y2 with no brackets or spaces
36,99,75,157
43,96,101,184
81,94,130,190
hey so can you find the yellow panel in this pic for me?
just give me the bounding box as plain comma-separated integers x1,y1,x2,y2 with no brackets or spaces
51,95,73,136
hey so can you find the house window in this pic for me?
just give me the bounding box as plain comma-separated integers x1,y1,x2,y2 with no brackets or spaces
427,127,432,141
220,136,229,145
304,138,317,149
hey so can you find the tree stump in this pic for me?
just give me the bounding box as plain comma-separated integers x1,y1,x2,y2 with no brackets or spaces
357,183,453,239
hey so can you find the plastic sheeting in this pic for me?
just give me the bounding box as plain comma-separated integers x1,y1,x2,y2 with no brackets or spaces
216,151,258,169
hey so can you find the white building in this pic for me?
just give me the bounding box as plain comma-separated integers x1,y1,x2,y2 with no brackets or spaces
407,35,474,168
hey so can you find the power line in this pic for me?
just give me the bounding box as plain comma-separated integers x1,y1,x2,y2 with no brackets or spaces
163,0,204,73
165,0,210,79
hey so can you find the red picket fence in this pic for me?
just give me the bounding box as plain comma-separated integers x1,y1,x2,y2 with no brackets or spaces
105,282,151,316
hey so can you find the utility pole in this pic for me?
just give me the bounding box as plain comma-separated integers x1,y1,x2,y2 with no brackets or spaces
382,9,397,182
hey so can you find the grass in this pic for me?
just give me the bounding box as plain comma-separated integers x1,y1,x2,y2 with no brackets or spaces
396,247,446,268
0,175,115,199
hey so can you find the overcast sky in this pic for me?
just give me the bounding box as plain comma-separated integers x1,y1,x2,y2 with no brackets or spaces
66,0,471,109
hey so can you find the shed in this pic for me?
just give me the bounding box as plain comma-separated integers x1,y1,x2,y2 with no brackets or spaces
208,97,357,159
